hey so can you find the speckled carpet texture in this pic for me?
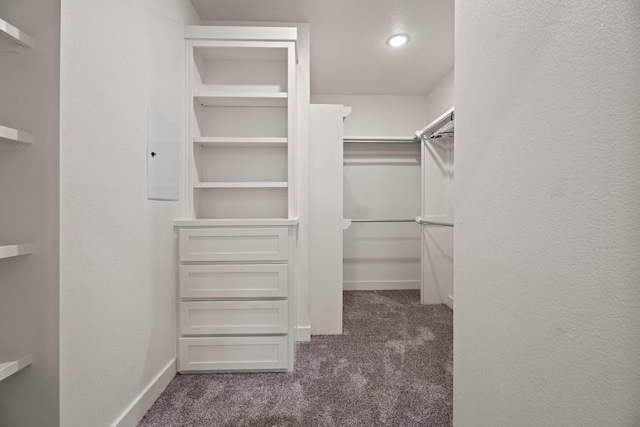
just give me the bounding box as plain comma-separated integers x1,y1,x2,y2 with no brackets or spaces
139,290,453,427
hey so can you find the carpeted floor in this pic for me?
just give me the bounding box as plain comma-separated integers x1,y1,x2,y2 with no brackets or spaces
139,290,453,427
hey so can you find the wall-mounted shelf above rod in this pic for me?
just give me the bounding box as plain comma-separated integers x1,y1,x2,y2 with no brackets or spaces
344,136,419,144
0,244,34,260
0,354,32,382
0,125,33,144
416,106,455,140
0,18,35,50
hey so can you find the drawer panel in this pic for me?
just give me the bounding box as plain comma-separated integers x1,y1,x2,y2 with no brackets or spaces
180,264,288,299
180,300,288,335
179,336,289,372
179,228,289,262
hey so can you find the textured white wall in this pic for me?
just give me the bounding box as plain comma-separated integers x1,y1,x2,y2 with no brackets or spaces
0,1,60,426
311,95,426,290
59,1,199,426
424,68,454,125
455,2,640,426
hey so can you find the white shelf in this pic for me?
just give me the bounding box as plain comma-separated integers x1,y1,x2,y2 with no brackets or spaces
194,91,288,107
0,244,33,260
174,218,299,227
194,137,288,148
343,136,418,144
0,354,32,382
194,182,288,189
0,125,33,144
0,18,34,50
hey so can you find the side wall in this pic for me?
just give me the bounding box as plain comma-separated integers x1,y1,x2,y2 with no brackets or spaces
59,1,199,426
0,1,60,426
423,68,454,125
455,2,640,426
311,95,426,291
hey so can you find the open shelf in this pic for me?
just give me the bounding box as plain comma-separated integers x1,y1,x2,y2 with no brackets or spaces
194,182,288,189
0,244,33,260
194,91,287,107
194,137,287,148
0,125,33,144
0,354,32,382
0,18,34,50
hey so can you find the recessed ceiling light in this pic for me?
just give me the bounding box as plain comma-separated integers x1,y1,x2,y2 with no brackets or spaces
387,34,409,47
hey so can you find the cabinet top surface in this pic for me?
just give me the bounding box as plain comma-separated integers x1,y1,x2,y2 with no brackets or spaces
174,218,299,227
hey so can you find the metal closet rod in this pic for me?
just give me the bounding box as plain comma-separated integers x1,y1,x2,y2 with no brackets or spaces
348,218,454,227
343,140,420,144
350,219,417,223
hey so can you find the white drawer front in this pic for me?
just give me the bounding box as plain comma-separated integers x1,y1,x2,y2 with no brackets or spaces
179,336,289,372
180,300,288,335
179,228,289,262
180,264,288,299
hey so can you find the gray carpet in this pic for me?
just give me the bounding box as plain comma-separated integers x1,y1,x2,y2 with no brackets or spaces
139,290,453,426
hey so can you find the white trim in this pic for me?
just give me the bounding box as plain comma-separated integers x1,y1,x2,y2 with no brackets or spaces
343,280,421,291
110,359,176,427
295,324,311,342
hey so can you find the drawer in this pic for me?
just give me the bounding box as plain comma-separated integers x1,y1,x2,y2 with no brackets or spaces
180,264,288,299
179,336,289,372
180,300,288,335
179,228,289,262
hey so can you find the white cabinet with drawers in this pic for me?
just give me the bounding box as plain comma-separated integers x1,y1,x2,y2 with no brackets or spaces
176,224,297,373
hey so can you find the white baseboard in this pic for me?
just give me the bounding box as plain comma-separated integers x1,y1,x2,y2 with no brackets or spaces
343,280,421,291
111,358,176,427
296,324,311,342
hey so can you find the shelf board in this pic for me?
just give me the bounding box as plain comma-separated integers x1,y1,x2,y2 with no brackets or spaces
194,91,287,107
0,354,32,382
194,182,288,189
194,137,287,148
0,125,33,144
174,218,299,227
0,18,34,50
0,244,33,260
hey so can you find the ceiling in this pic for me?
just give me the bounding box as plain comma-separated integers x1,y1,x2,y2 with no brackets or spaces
189,0,454,96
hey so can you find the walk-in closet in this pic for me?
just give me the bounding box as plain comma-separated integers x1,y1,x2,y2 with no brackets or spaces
3,1,638,426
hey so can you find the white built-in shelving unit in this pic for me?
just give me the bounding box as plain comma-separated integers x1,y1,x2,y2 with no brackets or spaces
176,25,300,374
1,15,35,379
